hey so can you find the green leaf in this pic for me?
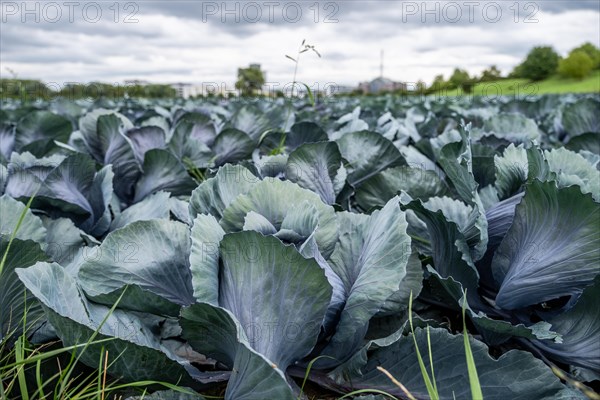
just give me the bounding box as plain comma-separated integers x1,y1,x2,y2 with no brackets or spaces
336,131,405,186
78,220,194,314
168,118,214,167
41,216,98,265
227,343,295,400
175,112,217,146
189,164,259,221
545,147,600,201
229,105,274,142
182,231,333,399
562,98,600,137
408,296,438,399
482,113,541,143
533,277,600,378
126,125,167,164
79,109,133,148
3,152,64,200
213,128,254,166
565,132,600,154
330,107,368,140
15,111,71,157
17,262,203,386
286,122,328,151
0,238,49,342
0,122,15,160
438,128,488,261
27,153,114,236
495,144,528,199
426,268,560,346
493,180,600,309
110,191,171,231
218,231,332,370
134,149,196,203
320,197,412,367
328,327,581,400
0,195,46,243
127,389,205,400
377,251,424,316
285,141,346,205
356,166,448,211
220,179,338,258
402,197,480,303
253,153,288,178
95,114,141,201
189,214,225,305
0,164,6,195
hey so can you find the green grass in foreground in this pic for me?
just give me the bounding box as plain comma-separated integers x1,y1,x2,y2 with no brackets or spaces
433,70,600,97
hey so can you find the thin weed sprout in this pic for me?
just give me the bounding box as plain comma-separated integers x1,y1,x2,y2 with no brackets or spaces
265,39,321,155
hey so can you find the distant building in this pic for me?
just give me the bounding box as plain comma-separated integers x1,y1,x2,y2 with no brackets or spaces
358,49,407,94
170,82,205,98
124,79,150,86
327,84,356,96
359,77,407,94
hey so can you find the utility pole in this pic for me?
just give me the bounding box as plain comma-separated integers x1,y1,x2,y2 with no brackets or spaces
380,49,384,78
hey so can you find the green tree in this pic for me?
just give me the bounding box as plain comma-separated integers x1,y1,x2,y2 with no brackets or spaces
143,84,177,98
449,68,470,89
430,74,447,91
558,50,594,79
517,46,560,81
235,65,265,96
0,79,52,100
572,42,600,69
480,65,502,82
508,63,524,79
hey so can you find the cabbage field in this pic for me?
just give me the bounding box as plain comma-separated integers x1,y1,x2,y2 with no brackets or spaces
1,94,599,399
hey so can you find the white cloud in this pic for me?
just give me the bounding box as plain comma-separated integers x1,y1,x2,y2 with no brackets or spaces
1,2,598,87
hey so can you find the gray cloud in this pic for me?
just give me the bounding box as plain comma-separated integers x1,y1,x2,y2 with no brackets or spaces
0,0,598,86
138,0,600,33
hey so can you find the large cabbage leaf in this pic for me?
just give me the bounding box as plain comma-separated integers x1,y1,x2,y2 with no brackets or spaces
0,238,49,342
220,179,338,258
78,220,194,315
327,327,583,399
16,262,209,386
319,197,412,367
182,231,332,398
493,181,600,309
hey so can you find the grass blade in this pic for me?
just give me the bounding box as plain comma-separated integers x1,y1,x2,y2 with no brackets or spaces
462,290,483,400
15,337,29,400
297,355,335,400
300,83,315,107
409,292,439,400
427,326,438,395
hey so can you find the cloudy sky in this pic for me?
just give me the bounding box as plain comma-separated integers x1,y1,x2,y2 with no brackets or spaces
1,1,599,89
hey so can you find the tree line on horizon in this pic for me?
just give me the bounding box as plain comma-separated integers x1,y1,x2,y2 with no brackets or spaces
1,42,599,100
418,42,600,95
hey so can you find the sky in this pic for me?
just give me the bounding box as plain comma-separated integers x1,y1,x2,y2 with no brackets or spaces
1,1,599,89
